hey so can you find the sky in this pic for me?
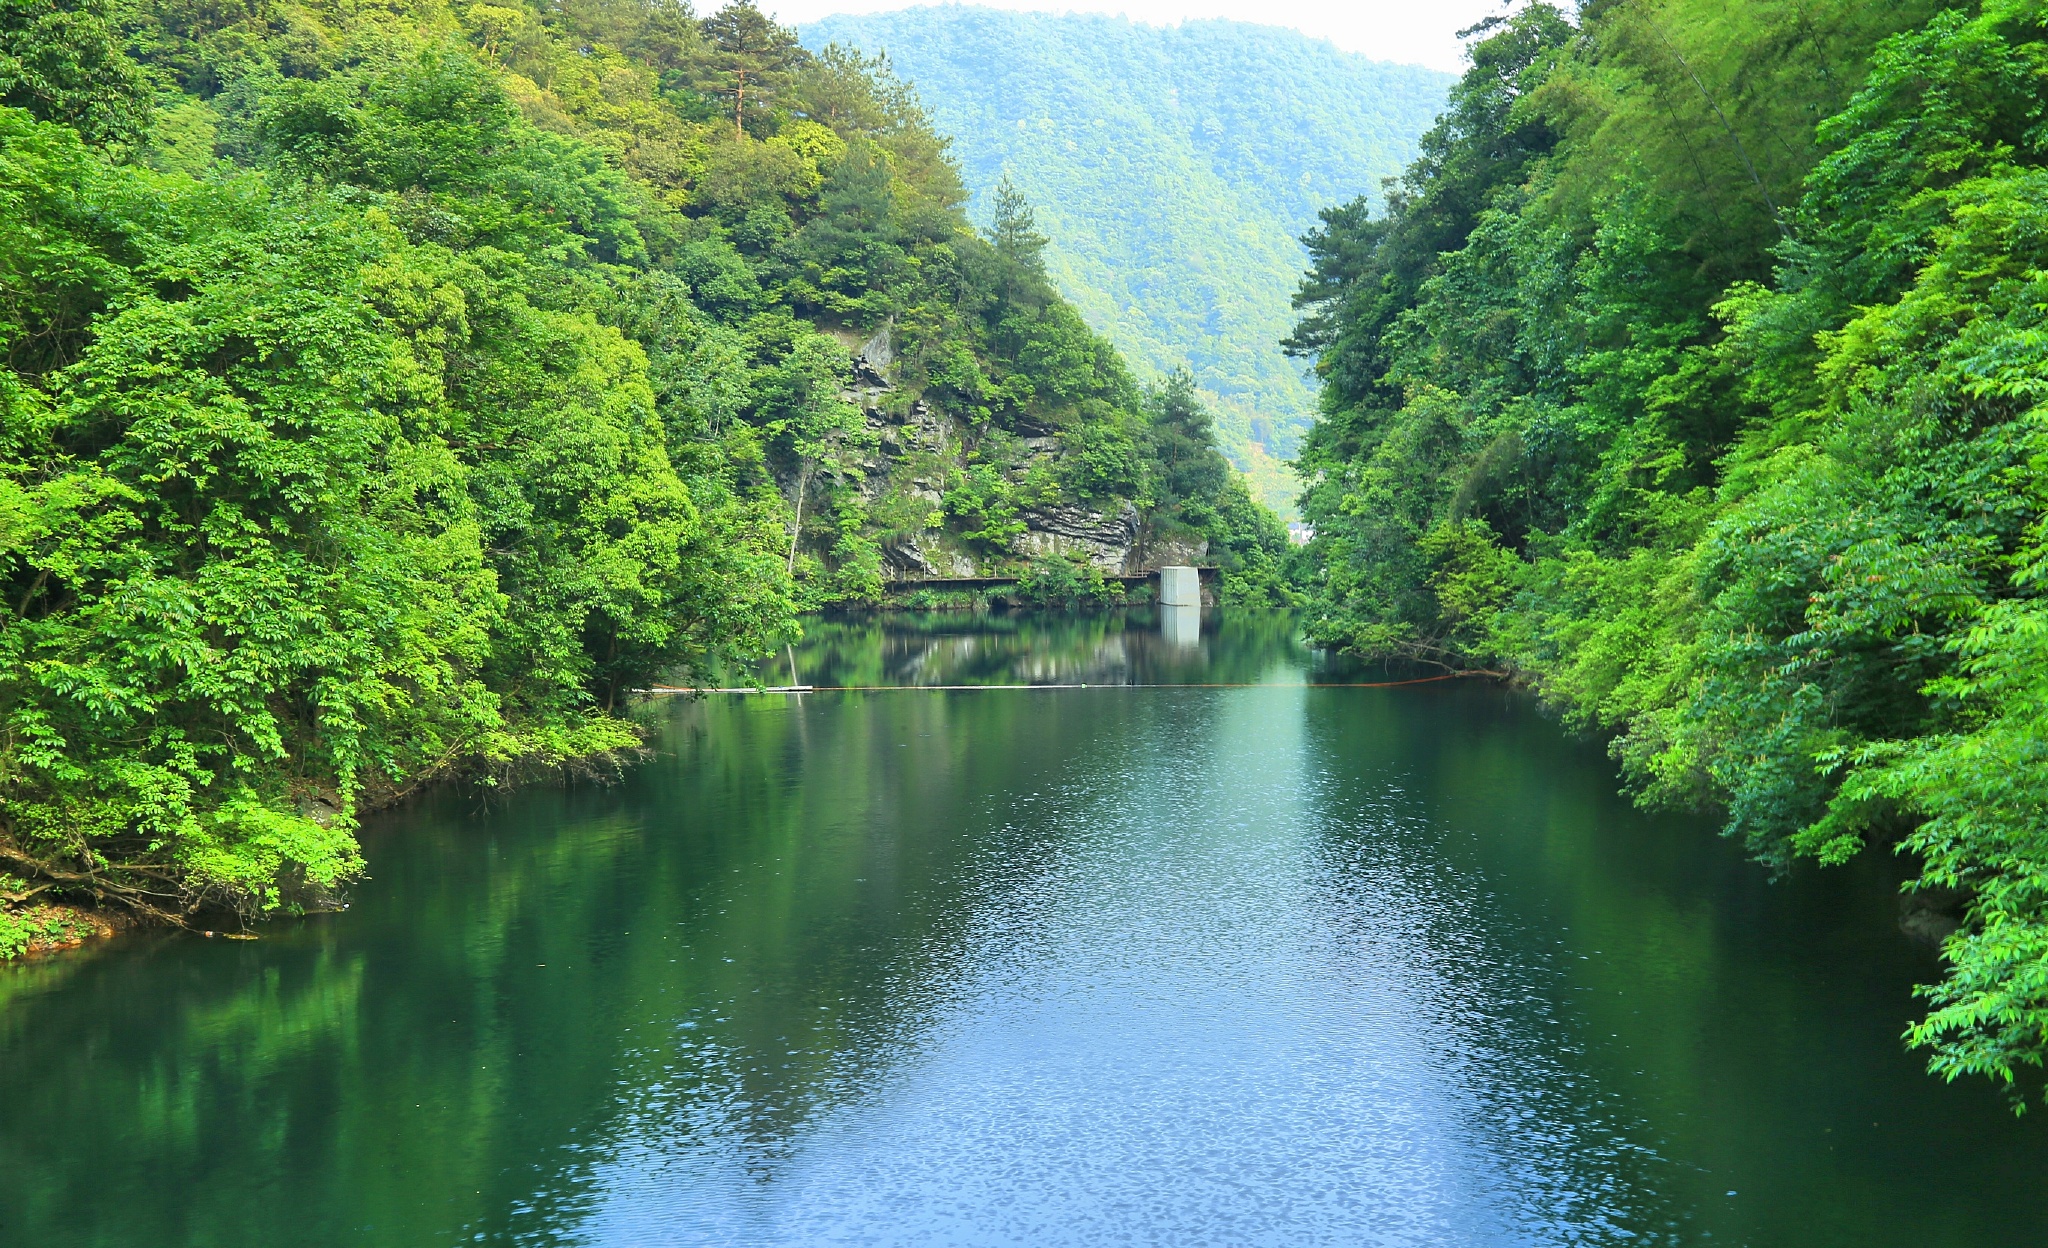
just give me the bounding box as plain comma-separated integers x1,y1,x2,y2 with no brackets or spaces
764,0,1532,73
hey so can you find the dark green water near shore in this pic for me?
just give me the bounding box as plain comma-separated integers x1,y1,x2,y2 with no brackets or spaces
3,611,2045,1246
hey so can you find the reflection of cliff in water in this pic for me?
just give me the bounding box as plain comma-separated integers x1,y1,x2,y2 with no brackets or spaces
752,610,1302,688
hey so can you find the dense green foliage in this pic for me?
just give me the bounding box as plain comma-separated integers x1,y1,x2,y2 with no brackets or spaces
804,7,1450,512
0,0,1273,932
1291,0,2048,1099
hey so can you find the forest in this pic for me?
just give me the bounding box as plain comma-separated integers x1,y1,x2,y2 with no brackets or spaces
0,0,1284,949
1289,0,2048,1101
804,7,1450,512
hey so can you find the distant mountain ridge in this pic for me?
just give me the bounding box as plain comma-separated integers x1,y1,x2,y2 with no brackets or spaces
801,7,1451,511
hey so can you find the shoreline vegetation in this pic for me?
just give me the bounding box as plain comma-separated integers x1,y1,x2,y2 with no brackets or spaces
1286,0,2048,1103
0,0,1287,950
0,898,126,959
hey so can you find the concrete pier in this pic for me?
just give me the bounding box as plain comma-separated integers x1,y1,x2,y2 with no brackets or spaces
1158,565,1200,608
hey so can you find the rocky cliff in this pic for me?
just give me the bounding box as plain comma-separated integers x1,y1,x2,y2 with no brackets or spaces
828,327,1208,582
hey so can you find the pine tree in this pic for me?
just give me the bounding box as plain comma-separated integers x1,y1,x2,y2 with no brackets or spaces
699,0,807,138
990,174,1048,271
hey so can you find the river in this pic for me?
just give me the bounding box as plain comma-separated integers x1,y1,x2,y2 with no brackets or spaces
2,611,2044,1246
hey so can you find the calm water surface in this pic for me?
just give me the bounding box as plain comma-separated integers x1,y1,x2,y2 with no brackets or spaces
3,611,2045,1246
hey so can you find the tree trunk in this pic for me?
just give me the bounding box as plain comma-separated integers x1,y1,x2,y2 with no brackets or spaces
787,461,812,575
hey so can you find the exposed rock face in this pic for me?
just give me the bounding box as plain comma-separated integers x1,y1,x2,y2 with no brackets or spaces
855,322,894,385
1016,501,1141,571
1899,885,1971,945
1138,532,1209,569
878,398,950,450
881,532,977,578
817,339,1184,582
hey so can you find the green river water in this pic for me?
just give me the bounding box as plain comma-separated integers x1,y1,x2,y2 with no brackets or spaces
2,611,2045,1246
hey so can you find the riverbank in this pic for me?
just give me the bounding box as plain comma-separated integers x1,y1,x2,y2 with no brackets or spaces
0,725,654,962
0,900,130,959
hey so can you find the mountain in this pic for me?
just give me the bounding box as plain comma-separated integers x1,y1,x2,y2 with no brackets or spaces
801,7,1451,512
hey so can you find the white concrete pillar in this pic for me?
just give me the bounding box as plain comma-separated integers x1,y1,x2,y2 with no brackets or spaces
1158,565,1200,608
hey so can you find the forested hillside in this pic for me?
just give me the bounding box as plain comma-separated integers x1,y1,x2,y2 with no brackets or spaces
1290,0,2048,1101
804,7,1450,511
0,0,1283,948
